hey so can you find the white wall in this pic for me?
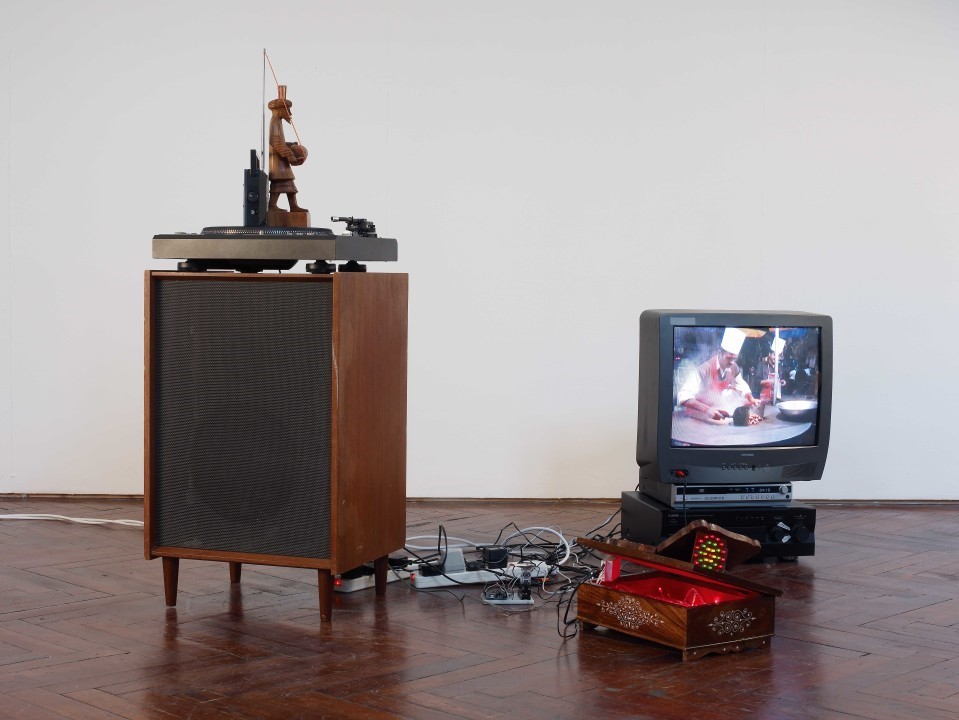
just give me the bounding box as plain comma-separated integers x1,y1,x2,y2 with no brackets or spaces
1,1,956,499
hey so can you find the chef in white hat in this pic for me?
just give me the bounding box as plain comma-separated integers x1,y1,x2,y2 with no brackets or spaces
677,328,760,421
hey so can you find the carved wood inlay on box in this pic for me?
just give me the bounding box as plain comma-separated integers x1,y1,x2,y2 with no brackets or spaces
576,522,783,661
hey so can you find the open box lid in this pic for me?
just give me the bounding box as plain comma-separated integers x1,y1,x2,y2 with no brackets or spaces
577,521,783,597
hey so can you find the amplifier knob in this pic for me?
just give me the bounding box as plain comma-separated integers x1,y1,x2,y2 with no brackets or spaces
768,522,790,543
793,524,811,543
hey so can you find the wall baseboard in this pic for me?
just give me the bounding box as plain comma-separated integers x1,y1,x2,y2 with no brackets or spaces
0,494,145,501
3,494,959,506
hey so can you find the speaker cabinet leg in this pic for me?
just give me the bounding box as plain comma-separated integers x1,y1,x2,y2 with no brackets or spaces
229,562,242,584
162,557,179,606
374,555,388,596
318,570,334,623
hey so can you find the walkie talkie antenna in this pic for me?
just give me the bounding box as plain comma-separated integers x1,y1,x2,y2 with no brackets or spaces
260,49,266,170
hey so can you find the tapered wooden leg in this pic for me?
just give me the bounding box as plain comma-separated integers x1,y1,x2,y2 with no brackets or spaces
374,555,389,596
162,557,179,607
318,569,333,623
229,562,242,583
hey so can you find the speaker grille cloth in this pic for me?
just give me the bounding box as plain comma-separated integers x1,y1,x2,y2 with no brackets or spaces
154,278,333,558
782,462,817,480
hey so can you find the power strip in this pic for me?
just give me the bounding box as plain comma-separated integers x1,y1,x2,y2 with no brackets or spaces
334,568,410,593
483,595,534,606
411,560,551,589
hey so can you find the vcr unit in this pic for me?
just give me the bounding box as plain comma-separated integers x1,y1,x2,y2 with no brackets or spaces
621,491,815,560
638,478,792,507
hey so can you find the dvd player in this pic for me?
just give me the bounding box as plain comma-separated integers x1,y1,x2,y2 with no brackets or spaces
639,478,792,507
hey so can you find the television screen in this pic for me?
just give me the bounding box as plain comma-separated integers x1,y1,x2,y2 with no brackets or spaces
670,325,821,449
637,310,832,485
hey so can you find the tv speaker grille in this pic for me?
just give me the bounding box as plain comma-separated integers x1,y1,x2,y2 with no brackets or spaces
782,462,817,480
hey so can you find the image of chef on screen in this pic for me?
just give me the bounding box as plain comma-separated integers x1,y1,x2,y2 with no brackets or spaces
677,328,760,421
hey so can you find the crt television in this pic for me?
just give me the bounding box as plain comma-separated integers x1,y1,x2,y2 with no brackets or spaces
637,309,832,485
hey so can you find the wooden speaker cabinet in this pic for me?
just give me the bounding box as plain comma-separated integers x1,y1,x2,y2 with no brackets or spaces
144,271,408,622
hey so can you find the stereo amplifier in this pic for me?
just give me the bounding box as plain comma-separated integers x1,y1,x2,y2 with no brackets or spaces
621,491,815,560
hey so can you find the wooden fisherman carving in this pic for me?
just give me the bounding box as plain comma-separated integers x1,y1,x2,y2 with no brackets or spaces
267,85,310,227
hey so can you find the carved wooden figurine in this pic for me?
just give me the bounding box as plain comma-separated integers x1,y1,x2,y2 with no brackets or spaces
267,85,310,227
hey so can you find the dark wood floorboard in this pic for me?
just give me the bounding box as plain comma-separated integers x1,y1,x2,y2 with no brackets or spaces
2,498,959,719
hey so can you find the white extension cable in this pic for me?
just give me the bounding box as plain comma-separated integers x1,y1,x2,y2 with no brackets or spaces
0,514,144,528
404,534,480,550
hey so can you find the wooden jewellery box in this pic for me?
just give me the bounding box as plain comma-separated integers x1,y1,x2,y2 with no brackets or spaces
576,521,783,660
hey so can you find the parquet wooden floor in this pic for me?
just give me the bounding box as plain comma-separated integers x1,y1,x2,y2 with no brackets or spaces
2,497,959,719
